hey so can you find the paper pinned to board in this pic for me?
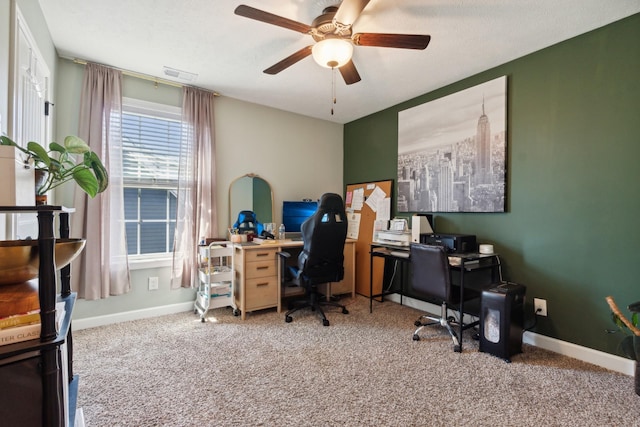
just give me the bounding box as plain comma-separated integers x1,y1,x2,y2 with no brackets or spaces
376,197,390,221
347,212,361,239
351,188,364,210
365,186,385,212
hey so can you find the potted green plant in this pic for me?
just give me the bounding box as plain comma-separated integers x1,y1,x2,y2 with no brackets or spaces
605,295,640,396
0,135,108,203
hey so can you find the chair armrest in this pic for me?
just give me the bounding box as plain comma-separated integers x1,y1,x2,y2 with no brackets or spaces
276,251,292,259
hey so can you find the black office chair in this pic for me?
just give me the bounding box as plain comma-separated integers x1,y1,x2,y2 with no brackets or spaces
410,243,480,352
281,193,349,326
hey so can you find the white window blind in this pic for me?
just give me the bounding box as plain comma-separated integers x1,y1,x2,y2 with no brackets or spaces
122,98,181,256
122,99,181,187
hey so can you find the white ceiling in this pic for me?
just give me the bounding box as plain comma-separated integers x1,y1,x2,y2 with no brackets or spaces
38,0,640,124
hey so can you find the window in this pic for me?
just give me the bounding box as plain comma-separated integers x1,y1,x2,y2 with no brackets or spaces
122,98,181,257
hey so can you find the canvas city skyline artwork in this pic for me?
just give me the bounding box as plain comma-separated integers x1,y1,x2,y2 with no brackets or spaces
397,76,507,213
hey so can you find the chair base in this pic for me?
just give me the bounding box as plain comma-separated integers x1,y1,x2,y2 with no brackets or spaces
412,303,462,352
284,286,348,326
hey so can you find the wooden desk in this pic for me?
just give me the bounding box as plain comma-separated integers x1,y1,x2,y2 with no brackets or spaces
233,239,356,320
369,243,502,352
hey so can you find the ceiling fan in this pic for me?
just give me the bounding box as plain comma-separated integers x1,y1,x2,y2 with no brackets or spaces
234,0,431,85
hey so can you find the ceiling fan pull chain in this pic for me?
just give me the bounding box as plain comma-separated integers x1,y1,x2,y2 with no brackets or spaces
331,67,337,115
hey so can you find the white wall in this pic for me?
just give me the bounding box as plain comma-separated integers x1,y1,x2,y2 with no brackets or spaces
215,96,343,235
54,59,343,319
0,1,10,135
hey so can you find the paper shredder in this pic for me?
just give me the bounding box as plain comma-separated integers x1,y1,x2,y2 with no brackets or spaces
479,282,526,362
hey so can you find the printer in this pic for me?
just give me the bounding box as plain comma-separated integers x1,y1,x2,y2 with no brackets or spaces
375,230,411,246
420,233,477,254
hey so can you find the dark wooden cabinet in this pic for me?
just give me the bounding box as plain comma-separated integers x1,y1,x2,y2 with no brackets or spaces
0,206,79,427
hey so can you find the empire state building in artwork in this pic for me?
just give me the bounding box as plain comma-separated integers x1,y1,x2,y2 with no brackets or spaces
475,99,492,185
397,75,506,213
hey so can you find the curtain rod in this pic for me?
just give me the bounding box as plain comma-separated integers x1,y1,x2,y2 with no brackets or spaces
71,58,220,96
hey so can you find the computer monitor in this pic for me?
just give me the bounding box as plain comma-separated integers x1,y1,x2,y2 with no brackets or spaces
282,201,318,233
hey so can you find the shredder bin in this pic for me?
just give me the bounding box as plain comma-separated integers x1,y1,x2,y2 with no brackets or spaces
479,282,526,362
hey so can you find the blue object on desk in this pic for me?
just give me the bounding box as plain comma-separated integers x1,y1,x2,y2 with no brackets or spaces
233,210,263,235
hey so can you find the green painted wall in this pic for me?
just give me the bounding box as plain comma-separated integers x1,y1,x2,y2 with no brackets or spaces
344,13,640,356
253,177,273,224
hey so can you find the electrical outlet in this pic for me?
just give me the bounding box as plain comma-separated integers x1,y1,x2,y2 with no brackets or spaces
534,298,547,316
148,276,159,291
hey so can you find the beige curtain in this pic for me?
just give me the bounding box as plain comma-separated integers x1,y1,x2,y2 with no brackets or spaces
171,87,217,289
71,63,130,299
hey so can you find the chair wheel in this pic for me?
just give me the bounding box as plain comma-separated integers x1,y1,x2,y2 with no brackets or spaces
200,318,205,323
233,309,240,317
454,345,462,353
323,319,330,326
414,320,422,327
412,334,420,341
285,316,293,323
342,308,349,314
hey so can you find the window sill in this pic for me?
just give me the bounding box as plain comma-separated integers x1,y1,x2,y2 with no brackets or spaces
128,255,172,270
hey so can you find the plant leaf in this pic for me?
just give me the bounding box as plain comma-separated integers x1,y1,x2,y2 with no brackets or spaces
27,141,52,167
49,142,66,154
0,135,18,146
0,136,30,157
611,313,626,330
64,135,91,154
72,168,99,198
87,151,109,193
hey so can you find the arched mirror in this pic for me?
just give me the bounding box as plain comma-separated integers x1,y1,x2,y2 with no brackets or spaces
229,173,274,229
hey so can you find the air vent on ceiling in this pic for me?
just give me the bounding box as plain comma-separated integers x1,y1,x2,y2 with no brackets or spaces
162,66,198,82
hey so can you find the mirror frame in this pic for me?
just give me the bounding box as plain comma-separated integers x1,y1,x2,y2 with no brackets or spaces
228,173,275,230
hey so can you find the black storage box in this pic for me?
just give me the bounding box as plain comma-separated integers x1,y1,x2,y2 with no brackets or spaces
479,282,526,362
420,233,477,254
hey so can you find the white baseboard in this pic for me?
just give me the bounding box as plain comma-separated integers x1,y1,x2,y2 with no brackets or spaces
522,331,635,376
385,294,635,376
72,302,194,331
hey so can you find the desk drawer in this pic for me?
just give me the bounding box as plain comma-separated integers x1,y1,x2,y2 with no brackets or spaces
245,277,278,308
246,260,277,279
245,249,277,263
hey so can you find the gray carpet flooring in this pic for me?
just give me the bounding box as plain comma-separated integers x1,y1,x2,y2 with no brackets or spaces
73,296,640,426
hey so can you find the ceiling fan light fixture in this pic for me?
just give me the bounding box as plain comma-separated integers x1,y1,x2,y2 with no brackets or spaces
312,38,353,69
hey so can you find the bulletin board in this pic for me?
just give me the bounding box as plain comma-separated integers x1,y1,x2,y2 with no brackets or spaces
344,179,393,297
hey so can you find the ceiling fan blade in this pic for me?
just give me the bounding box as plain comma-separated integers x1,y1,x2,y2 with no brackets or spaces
338,60,361,85
263,46,313,75
353,33,431,50
234,5,311,34
334,0,371,26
